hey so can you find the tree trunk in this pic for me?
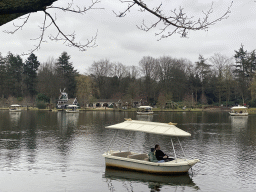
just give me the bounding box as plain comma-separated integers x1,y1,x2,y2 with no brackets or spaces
0,0,57,26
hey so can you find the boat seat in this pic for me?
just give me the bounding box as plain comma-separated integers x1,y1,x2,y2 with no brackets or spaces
112,151,132,158
127,153,148,161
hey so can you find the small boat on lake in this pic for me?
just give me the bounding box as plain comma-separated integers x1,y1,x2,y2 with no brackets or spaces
137,106,153,115
103,119,199,175
66,105,79,113
229,105,248,116
9,104,21,112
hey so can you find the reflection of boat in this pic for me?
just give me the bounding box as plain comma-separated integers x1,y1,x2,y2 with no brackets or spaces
103,167,199,190
103,120,199,175
230,116,248,131
9,111,21,126
66,105,79,113
229,106,248,116
136,114,153,121
137,106,153,115
9,104,21,112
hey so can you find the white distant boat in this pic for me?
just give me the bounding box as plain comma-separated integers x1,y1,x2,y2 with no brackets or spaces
66,105,79,113
229,105,248,116
103,119,199,175
9,104,21,112
137,106,153,115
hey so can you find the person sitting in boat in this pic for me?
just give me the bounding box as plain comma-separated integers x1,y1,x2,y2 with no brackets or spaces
154,144,174,162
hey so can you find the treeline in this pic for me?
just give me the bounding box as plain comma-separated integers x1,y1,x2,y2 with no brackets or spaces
1,44,256,108
0,51,77,105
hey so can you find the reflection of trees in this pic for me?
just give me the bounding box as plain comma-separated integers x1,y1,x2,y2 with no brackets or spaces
56,111,78,157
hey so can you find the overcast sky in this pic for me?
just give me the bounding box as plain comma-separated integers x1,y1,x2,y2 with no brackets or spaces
1,0,256,73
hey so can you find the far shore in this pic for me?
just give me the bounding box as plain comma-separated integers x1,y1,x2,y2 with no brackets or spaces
2,106,256,114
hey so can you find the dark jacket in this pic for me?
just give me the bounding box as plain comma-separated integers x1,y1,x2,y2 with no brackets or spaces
155,149,166,160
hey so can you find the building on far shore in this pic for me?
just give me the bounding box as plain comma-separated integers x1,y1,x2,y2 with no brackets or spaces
86,99,143,109
57,89,78,109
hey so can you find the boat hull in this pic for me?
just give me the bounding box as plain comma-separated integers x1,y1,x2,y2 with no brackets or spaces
103,153,199,175
136,112,154,115
66,110,79,113
9,109,21,112
229,112,248,116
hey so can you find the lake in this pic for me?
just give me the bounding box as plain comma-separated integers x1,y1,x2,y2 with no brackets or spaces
0,110,255,192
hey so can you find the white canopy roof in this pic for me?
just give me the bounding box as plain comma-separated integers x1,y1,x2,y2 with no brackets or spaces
10,104,21,107
67,105,78,108
230,106,247,110
106,120,191,137
138,106,152,109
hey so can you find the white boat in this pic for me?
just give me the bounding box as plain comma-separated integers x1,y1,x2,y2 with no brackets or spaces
66,105,79,113
103,120,199,175
9,104,21,112
137,106,153,115
229,105,248,116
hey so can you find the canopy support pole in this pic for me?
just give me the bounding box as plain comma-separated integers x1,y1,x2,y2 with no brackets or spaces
177,137,187,160
107,130,118,153
127,132,133,151
119,132,131,152
171,138,177,163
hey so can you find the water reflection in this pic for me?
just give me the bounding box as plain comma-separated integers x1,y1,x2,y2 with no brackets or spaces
136,114,153,121
9,111,21,127
103,168,199,192
0,111,256,191
230,116,248,132
57,111,79,134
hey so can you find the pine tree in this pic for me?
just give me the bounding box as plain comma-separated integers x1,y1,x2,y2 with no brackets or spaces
6,53,23,97
56,52,77,98
23,53,40,97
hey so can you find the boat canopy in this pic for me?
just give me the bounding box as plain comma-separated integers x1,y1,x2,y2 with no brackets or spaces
230,106,247,110
10,104,21,107
67,105,78,108
138,106,152,109
106,120,191,137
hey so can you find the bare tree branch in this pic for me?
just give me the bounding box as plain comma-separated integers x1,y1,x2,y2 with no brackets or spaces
2,0,100,54
47,0,103,14
117,0,233,39
3,13,31,34
45,10,98,51
26,13,48,54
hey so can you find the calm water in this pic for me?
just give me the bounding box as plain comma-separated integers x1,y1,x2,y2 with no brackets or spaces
0,110,256,192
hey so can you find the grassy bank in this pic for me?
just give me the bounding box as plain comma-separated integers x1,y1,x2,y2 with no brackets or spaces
2,106,256,114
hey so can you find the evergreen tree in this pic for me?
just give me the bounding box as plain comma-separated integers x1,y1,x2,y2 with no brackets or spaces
56,52,77,98
0,53,7,97
23,53,40,97
195,55,211,103
234,45,256,102
6,53,23,97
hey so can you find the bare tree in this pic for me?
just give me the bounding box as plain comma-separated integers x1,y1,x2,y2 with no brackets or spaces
1,0,101,53
115,0,233,39
89,59,113,98
1,0,232,53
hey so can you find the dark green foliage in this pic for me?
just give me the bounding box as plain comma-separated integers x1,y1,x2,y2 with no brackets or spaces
6,52,23,97
37,93,50,103
1,44,256,108
56,52,77,98
24,53,40,97
36,101,47,109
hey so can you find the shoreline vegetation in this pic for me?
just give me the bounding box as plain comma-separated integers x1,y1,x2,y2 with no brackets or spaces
3,106,256,114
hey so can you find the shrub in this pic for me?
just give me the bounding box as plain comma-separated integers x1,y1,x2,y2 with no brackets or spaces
36,101,47,109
